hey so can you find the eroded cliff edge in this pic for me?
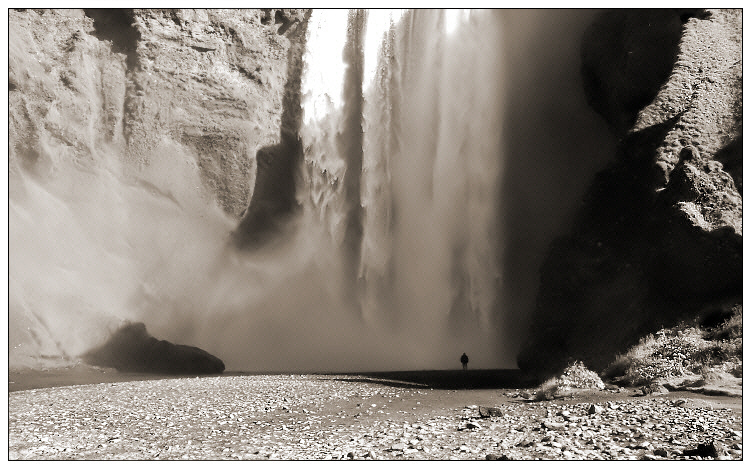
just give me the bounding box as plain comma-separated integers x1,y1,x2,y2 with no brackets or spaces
518,9,742,376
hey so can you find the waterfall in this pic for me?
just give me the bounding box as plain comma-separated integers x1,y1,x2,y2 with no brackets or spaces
299,10,505,363
9,9,612,373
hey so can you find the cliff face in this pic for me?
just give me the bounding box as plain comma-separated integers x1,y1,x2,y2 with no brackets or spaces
7,8,309,369
9,8,307,218
518,9,742,376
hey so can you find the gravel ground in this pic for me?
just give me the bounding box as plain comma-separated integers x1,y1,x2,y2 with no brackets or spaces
8,374,742,460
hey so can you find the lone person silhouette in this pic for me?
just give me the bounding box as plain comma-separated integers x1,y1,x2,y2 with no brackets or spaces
461,353,469,371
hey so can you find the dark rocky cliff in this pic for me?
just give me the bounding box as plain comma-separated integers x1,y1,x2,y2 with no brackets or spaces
518,9,742,376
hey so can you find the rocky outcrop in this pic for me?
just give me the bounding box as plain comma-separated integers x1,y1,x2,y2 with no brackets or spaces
9,9,129,182
518,9,742,376
125,8,309,217
580,9,709,134
9,8,308,218
82,322,225,374
232,9,312,248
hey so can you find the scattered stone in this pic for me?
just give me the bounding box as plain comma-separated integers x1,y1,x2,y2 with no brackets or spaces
641,382,669,396
542,420,566,430
653,448,669,457
7,373,743,461
517,439,535,448
478,406,504,418
683,441,727,458
587,404,605,415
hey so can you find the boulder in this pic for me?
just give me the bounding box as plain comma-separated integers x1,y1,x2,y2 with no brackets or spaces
683,440,727,458
542,420,566,431
82,322,225,374
486,453,512,460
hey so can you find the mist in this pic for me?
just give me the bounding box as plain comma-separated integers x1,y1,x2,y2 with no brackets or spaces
497,10,617,360
8,9,615,373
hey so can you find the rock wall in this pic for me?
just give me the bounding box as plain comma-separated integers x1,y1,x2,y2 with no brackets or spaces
518,9,743,376
7,8,309,369
9,8,308,217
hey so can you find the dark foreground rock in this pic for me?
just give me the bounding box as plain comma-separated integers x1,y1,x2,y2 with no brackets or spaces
8,375,741,460
683,440,727,458
81,322,225,374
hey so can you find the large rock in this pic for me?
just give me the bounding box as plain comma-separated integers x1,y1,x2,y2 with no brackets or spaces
82,322,225,374
519,9,742,376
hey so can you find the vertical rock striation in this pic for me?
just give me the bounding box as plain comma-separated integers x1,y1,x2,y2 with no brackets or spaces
9,8,310,218
127,8,309,217
232,10,312,248
518,9,742,376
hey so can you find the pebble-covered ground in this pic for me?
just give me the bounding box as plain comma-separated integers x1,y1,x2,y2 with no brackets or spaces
8,374,742,460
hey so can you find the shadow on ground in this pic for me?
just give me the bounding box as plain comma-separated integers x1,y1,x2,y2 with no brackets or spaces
320,369,540,390
10,368,539,393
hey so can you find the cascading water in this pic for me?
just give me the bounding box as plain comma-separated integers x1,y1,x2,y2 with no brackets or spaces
218,8,611,371
10,9,610,373
297,9,505,367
